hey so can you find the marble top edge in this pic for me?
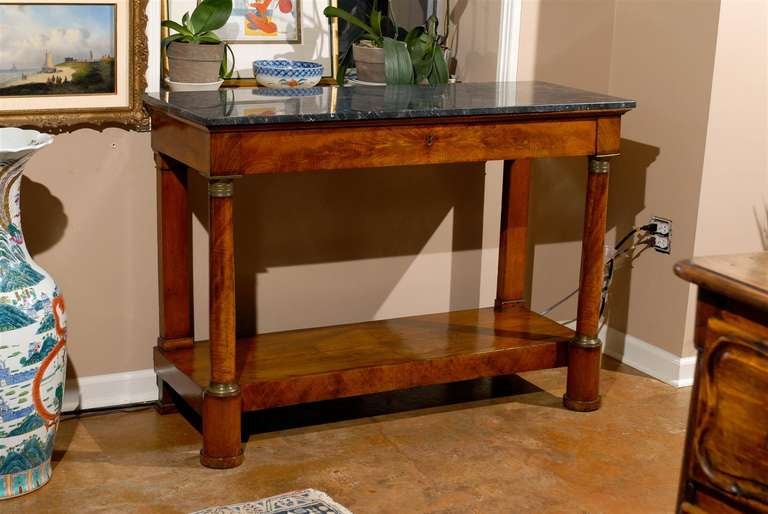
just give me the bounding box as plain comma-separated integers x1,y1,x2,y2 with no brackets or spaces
144,81,636,127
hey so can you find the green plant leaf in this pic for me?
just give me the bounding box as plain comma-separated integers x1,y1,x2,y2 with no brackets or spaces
383,37,413,85
426,14,439,39
336,44,354,84
429,46,449,85
162,32,187,46
323,6,382,45
370,9,382,37
182,11,191,30
336,63,347,85
405,26,425,48
219,42,235,78
357,34,383,46
161,19,192,37
413,55,433,83
407,28,436,84
408,31,432,63
198,33,222,43
190,0,232,34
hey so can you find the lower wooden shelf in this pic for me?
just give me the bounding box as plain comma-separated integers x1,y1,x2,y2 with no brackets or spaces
155,304,573,414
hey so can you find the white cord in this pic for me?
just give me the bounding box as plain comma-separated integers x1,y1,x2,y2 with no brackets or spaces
538,227,654,319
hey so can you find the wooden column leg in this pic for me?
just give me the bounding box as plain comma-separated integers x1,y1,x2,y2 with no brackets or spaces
201,178,243,469
155,153,194,351
155,377,178,414
495,159,531,309
564,156,610,412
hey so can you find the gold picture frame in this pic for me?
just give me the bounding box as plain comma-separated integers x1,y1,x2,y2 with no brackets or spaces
0,0,150,133
161,0,339,87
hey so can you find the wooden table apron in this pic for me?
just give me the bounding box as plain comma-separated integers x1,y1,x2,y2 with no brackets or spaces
148,105,627,469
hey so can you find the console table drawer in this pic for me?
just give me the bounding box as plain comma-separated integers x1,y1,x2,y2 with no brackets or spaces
224,118,600,174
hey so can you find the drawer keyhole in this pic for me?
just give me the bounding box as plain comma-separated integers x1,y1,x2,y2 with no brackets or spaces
426,134,434,147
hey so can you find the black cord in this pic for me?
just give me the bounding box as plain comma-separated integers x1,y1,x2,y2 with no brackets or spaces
614,223,655,252
613,228,638,252
599,258,614,317
540,224,657,319
598,224,656,318
61,400,155,421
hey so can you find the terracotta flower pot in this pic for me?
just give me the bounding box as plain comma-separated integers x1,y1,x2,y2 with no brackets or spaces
352,44,385,83
167,42,224,83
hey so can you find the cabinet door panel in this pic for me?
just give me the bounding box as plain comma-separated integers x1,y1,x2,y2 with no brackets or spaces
692,317,768,508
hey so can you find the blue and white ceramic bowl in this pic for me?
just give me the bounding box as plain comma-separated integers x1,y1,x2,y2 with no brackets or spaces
253,59,323,89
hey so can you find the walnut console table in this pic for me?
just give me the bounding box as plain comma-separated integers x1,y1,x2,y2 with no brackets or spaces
144,82,636,468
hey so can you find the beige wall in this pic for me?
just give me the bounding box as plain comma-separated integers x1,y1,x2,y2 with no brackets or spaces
606,0,720,357
693,0,767,257
517,0,617,326
518,0,722,357
684,0,768,354
22,2,505,379
23,130,159,381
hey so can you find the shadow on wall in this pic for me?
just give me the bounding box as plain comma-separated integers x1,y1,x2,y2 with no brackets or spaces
21,176,68,256
19,176,81,399
603,139,660,342
526,139,659,334
188,163,488,337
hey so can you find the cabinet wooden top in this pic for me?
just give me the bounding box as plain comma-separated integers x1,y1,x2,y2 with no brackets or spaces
144,81,635,129
675,253,768,310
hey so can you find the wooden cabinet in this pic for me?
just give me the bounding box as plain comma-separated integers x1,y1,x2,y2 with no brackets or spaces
675,253,768,513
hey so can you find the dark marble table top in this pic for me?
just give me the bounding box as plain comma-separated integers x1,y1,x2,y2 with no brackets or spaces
144,81,635,127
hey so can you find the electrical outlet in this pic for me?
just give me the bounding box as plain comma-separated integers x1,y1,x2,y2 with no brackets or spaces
652,234,671,254
649,216,672,254
649,216,672,236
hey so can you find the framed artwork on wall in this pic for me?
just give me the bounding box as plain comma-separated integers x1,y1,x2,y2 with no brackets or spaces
0,0,149,132
221,0,303,44
161,0,339,83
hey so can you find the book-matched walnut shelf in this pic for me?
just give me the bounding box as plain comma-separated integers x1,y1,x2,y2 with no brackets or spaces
144,81,636,468
155,305,572,413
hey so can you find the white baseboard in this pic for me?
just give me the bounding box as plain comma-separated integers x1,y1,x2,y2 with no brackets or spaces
62,369,158,413
600,326,696,388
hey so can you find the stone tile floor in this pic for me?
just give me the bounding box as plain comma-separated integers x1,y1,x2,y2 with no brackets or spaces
5,358,691,513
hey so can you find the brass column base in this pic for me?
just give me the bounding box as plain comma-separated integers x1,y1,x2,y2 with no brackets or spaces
564,336,603,412
563,395,602,412
200,449,244,469
157,336,194,351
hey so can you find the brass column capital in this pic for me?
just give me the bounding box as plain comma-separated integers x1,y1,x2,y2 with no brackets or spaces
206,382,240,397
208,179,234,198
570,335,603,349
588,157,611,175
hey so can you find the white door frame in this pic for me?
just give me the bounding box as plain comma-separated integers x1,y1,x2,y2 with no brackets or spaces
146,0,161,91
496,0,523,82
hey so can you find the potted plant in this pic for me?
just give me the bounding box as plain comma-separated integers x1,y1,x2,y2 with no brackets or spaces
162,0,235,86
323,2,449,86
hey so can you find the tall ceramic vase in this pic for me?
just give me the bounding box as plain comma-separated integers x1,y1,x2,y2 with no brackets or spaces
0,128,66,499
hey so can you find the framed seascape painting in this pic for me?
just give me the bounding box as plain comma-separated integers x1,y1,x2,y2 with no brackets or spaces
0,0,149,132
162,0,338,83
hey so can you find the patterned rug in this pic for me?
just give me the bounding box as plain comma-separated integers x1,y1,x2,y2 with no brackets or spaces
190,489,353,514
